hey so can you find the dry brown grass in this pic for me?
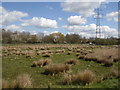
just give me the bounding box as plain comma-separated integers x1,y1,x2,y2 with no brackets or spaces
65,59,79,65
2,79,8,88
78,55,85,59
110,69,120,78
80,47,118,66
38,59,52,67
81,70,94,84
42,54,51,57
67,52,72,55
9,74,32,88
32,59,52,67
44,64,71,76
32,61,38,67
103,59,113,67
62,70,94,85
62,74,71,84
76,53,80,56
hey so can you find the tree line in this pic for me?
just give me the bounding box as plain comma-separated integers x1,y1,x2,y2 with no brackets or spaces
1,29,119,45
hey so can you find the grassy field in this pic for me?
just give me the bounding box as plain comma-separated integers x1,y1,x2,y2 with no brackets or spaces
2,44,120,88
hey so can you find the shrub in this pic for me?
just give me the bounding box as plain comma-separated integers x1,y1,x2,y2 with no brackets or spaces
65,59,79,65
9,74,32,88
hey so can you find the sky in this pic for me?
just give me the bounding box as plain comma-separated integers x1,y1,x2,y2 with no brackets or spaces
0,0,119,38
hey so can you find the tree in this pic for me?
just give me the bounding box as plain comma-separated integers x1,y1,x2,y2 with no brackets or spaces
2,29,12,43
42,32,65,43
19,32,30,43
27,35,40,43
65,34,81,44
50,32,65,43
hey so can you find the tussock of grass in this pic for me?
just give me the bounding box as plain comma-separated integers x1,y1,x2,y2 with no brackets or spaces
42,54,51,57
38,59,52,67
113,57,120,62
103,59,113,67
2,79,8,88
32,61,38,67
9,74,32,88
110,69,120,78
44,64,71,76
62,74,71,84
78,55,85,59
32,59,52,67
67,52,72,55
76,53,80,56
65,59,79,65
62,70,94,85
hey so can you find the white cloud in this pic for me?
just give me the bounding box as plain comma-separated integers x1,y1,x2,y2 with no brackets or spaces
61,0,107,17
43,30,59,36
0,6,7,14
106,11,119,22
21,17,57,28
5,24,24,32
58,17,62,21
0,6,28,25
45,6,53,10
67,15,87,25
63,24,118,38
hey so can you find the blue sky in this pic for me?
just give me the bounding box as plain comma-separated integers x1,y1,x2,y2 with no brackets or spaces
1,1,119,38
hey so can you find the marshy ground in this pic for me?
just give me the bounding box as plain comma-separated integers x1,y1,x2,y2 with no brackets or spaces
2,44,120,88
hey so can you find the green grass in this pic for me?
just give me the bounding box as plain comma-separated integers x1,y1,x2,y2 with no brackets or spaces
2,44,120,88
